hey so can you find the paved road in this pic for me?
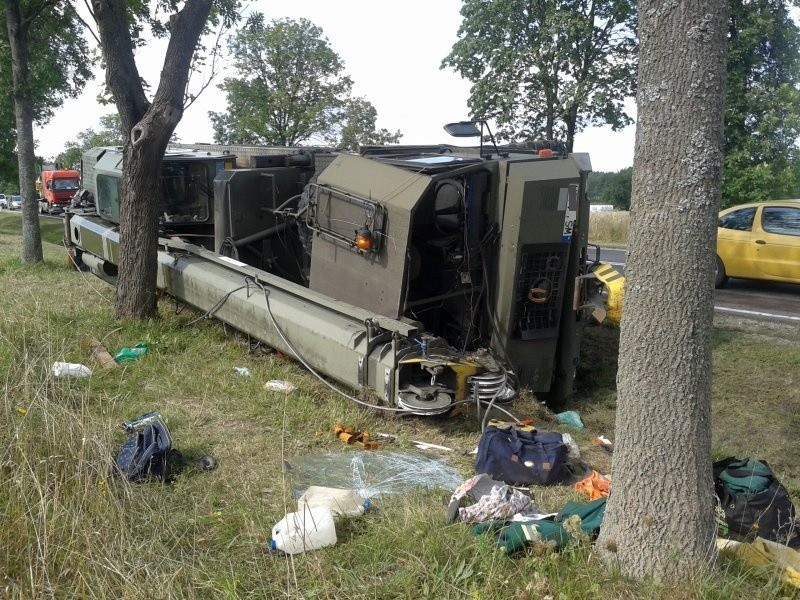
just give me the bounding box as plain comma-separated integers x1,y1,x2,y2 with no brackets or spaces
596,246,799,324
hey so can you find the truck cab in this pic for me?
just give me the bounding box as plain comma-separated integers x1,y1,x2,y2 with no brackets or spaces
38,169,81,214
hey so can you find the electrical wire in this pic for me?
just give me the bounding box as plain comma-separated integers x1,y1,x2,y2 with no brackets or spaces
248,275,521,419
183,284,248,327
62,242,114,304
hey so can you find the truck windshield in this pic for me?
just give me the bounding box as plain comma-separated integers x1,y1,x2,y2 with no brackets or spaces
53,178,80,191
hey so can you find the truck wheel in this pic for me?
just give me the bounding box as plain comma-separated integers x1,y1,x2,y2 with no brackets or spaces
714,255,728,288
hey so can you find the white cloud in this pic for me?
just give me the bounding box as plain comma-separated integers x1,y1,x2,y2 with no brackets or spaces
35,0,635,172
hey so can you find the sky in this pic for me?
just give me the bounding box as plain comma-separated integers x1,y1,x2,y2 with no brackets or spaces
33,0,636,173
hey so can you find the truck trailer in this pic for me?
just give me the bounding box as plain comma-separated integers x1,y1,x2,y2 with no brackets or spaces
64,122,615,416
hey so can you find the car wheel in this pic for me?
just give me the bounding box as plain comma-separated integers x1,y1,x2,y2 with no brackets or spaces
714,255,728,288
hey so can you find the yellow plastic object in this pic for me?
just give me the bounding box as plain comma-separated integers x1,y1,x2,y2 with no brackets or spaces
717,537,800,589
593,262,625,325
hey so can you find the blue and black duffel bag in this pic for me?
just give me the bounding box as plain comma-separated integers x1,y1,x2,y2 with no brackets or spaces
475,420,567,486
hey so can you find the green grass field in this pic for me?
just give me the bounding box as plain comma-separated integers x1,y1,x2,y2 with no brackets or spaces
1,217,799,599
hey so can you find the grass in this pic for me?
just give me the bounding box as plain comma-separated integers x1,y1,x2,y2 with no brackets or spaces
1,221,799,599
589,211,630,248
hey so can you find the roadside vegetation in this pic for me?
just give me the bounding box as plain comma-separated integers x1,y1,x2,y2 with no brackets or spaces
589,210,630,248
1,216,799,598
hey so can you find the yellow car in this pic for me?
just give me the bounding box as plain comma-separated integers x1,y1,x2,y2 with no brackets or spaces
716,200,800,287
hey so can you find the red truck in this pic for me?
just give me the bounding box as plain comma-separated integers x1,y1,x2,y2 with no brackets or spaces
37,169,81,214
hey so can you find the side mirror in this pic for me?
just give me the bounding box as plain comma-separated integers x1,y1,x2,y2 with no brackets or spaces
443,121,483,138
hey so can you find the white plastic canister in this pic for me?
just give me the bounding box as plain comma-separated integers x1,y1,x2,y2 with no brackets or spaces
270,506,337,554
296,486,370,517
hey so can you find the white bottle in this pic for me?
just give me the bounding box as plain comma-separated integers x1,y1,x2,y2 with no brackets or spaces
297,486,371,517
51,362,92,378
270,506,337,554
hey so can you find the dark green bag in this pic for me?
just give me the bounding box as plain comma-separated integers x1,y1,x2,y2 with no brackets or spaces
713,457,799,547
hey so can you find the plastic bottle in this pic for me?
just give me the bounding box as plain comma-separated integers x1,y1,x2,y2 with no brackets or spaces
297,486,371,517
51,362,92,378
270,506,337,554
115,342,148,363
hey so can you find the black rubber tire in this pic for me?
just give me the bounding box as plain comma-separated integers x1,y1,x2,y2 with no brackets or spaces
714,255,728,288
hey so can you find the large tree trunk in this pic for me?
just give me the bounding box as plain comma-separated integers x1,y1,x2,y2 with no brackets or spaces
93,0,213,319
6,0,43,264
595,0,727,582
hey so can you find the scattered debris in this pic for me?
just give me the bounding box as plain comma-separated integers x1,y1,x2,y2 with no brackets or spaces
120,411,163,433
333,423,379,450
90,338,117,369
198,455,218,471
411,440,453,452
115,342,148,363
234,366,252,377
51,362,92,378
285,451,463,498
560,432,581,460
593,435,614,453
555,410,584,429
264,380,296,393
574,470,611,500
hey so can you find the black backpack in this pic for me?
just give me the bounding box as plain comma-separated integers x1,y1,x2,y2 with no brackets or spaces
115,419,176,482
713,457,799,548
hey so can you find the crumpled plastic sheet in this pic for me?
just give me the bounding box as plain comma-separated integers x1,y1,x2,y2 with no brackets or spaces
284,450,463,499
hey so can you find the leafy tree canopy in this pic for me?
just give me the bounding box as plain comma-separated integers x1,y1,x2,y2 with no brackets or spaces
337,97,402,151
722,0,800,208
442,0,637,151
1,0,92,193
587,167,632,209
211,15,398,148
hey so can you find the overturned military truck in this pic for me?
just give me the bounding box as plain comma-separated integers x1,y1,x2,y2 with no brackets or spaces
64,121,614,416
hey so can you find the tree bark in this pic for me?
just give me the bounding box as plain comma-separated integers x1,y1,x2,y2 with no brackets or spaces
6,0,43,263
93,0,213,319
595,0,727,582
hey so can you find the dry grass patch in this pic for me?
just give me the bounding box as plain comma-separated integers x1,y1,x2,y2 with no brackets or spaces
589,210,630,248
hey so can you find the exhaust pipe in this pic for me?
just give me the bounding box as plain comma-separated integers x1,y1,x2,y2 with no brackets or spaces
80,253,118,285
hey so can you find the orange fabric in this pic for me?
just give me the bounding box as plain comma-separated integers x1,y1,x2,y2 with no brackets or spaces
574,470,611,500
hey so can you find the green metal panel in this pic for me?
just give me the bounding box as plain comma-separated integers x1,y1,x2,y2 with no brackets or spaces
309,154,434,317
491,157,589,392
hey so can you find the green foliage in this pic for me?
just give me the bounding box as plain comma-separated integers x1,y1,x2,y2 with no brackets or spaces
55,114,123,169
587,168,632,210
210,14,354,146
0,0,93,123
337,97,403,151
442,0,637,150
722,0,800,208
0,0,92,190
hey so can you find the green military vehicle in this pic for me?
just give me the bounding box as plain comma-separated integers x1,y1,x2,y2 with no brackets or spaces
65,122,610,416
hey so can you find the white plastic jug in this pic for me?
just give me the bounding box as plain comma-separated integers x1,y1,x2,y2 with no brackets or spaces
51,362,92,378
270,506,337,554
297,486,370,517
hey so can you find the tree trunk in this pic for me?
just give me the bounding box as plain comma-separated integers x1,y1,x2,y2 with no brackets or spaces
93,0,213,319
595,0,727,582
6,0,43,263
